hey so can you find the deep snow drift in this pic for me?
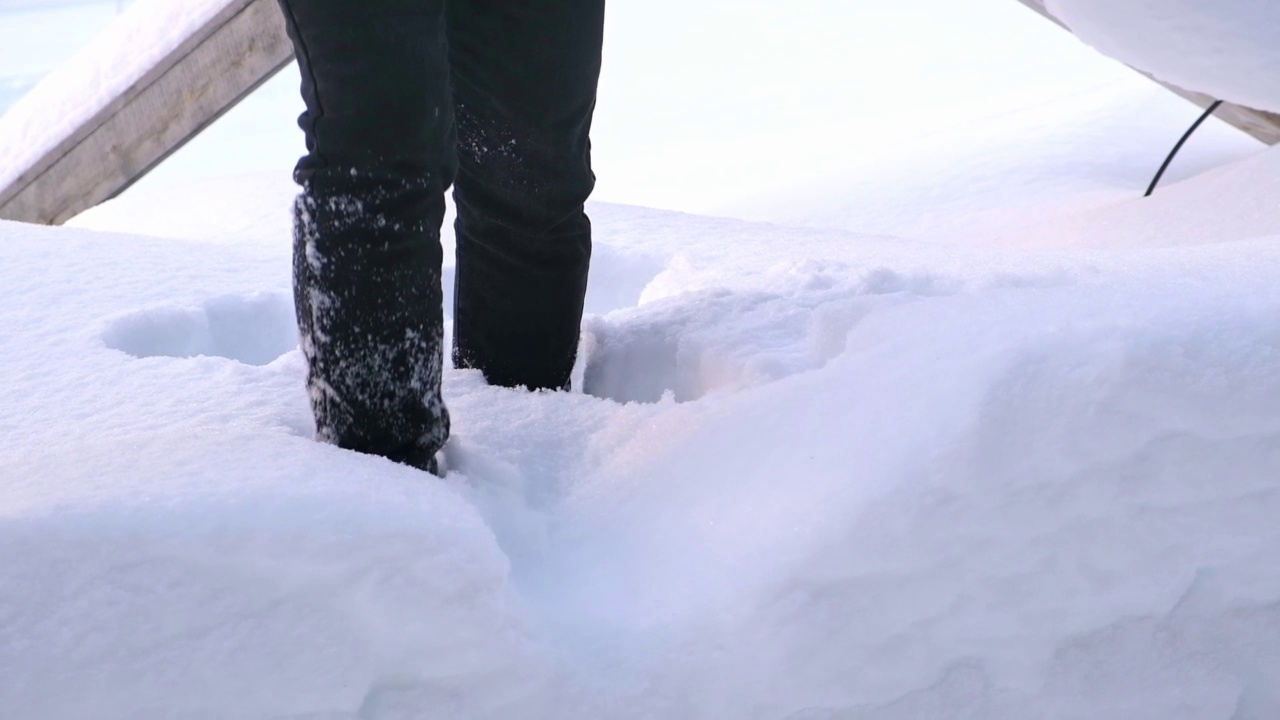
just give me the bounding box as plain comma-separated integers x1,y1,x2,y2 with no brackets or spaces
9,170,1280,717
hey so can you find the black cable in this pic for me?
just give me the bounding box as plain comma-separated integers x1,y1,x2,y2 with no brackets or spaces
1145,99,1224,197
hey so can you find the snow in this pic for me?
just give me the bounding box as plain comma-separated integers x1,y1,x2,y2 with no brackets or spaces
15,188,1280,718
5,0,1280,718
1046,0,1280,114
726,78,1263,245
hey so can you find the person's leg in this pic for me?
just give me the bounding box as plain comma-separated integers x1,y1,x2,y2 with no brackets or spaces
446,0,606,391
276,0,453,472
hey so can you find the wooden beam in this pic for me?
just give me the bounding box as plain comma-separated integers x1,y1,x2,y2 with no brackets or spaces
1014,0,1280,145
0,0,295,225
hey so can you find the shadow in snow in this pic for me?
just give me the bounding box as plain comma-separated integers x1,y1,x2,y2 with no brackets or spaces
103,292,297,366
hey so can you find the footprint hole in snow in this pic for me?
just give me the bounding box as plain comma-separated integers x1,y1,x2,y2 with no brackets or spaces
103,292,298,366
581,322,685,404
583,245,668,314
582,328,814,405
580,292,873,405
442,245,665,322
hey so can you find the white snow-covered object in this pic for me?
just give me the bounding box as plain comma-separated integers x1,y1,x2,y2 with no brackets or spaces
1044,0,1280,115
0,0,292,225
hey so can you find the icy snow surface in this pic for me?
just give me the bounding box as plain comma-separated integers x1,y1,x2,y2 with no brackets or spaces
6,0,1280,718
1046,0,1280,113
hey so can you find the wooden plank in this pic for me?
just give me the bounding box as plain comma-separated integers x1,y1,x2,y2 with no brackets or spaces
1015,0,1280,145
0,0,294,225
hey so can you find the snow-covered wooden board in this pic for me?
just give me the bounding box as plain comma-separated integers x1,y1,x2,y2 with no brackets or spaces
0,0,294,225
1015,0,1280,145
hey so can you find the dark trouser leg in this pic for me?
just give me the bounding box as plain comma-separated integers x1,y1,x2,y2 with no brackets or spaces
447,0,606,391
276,0,453,470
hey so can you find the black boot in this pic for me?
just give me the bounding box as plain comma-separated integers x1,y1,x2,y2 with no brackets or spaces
292,178,449,474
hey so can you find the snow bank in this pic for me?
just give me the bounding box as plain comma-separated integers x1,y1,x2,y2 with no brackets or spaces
0,221,550,718
561,250,1280,719
727,79,1261,245
3,433,543,718
990,140,1280,249
1046,0,1280,113
7,182,1280,716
